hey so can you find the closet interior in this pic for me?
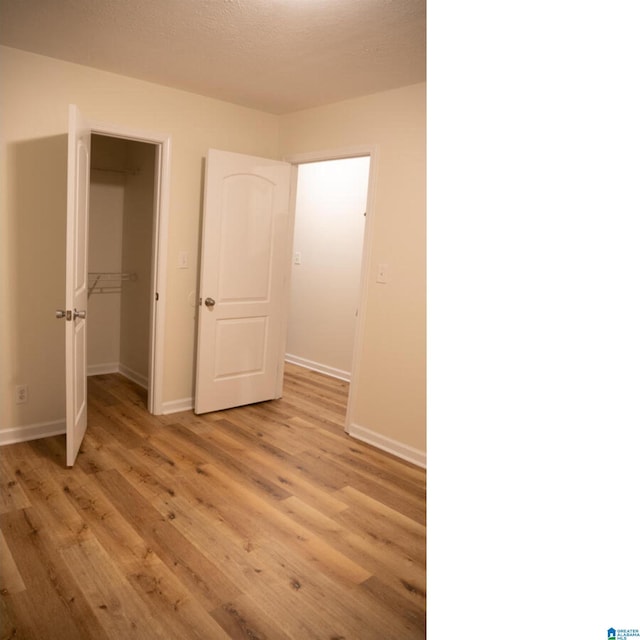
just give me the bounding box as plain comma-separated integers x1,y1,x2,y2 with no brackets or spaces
87,134,156,394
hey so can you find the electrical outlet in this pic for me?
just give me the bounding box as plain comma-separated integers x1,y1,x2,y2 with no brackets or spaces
16,385,28,404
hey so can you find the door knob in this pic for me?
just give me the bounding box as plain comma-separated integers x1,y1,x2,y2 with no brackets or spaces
73,309,87,320
204,297,216,308
56,310,66,319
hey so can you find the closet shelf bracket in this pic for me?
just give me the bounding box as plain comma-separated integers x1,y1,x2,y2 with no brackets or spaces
88,272,137,297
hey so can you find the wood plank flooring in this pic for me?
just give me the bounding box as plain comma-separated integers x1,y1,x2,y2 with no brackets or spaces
0,364,425,639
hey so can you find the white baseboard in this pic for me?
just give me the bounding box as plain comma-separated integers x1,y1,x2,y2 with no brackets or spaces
87,362,119,376
285,354,351,382
88,362,148,389
0,419,66,446
347,423,426,469
161,398,194,414
118,364,148,390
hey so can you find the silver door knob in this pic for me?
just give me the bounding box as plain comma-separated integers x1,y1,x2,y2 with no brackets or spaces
56,310,66,319
73,309,86,320
204,297,216,308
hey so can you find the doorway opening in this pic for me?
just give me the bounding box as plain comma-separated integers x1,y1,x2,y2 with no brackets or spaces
285,147,378,432
286,156,370,381
87,134,156,406
83,122,170,416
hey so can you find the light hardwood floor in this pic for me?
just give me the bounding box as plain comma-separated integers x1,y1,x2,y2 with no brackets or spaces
1,364,425,639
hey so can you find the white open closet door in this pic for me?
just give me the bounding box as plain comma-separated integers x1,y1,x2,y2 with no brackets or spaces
194,149,292,414
63,104,91,466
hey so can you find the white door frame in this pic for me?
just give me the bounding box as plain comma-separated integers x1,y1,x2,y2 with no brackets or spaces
284,145,379,432
89,119,172,415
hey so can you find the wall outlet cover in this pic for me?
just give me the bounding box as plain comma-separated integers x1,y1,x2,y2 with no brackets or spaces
16,385,28,404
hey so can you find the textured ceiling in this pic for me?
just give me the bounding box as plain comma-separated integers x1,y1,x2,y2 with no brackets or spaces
0,0,425,114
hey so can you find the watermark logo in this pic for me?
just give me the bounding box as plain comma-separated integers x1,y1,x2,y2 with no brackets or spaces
608,628,640,639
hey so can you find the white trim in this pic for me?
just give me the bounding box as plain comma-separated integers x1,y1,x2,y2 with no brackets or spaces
0,420,66,446
284,145,379,434
118,364,148,389
277,163,299,398
345,149,378,431
161,398,194,414
87,362,147,388
285,354,350,382
348,423,426,469
87,118,171,416
87,363,119,376
148,136,171,415
284,145,375,164
88,120,170,145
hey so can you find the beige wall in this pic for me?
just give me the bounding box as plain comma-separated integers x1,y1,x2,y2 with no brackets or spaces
87,139,125,370
0,45,425,460
119,140,155,383
279,83,426,454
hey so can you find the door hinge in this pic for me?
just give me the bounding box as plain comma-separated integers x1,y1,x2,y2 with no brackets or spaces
155,292,159,301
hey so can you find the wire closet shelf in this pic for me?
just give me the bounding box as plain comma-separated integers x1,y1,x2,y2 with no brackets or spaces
88,272,137,297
